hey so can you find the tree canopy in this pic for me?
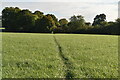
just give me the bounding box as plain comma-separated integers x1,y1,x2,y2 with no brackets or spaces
2,7,119,35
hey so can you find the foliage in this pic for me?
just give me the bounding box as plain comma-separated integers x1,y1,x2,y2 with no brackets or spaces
33,10,44,19
17,10,37,32
68,15,86,32
2,7,120,34
35,15,55,32
46,14,60,27
92,14,106,26
59,18,69,32
2,7,21,31
59,18,68,26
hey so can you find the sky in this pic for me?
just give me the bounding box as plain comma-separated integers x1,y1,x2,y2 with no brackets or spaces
118,1,120,18
0,0,119,22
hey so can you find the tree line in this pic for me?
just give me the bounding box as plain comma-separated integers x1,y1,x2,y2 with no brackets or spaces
2,7,120,34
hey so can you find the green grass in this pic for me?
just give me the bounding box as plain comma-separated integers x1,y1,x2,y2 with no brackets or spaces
55,34,118,78
2,33,118,78
0,33,2,79
2,33,65,78
0,28,5,29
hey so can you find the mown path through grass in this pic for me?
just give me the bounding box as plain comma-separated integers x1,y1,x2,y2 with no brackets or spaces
53,36,75,78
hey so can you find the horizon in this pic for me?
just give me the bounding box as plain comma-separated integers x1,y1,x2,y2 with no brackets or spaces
0,0,119,23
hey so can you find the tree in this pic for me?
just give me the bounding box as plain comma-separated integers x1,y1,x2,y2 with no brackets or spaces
2,7,119,34
59,18,69,32
2,7,21,31
35,15,55,32
68,15,85,32
92,14,106,26
116,18,120,24
16,9,37,32
0,16,2,27
113,18,120,34
59,18,68,26
46,14,60,27
33,11,44,19
17,14,37,32
85,22,92,26
19,9,32,15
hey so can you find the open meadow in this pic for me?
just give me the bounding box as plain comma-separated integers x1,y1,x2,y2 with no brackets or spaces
2,33,118,78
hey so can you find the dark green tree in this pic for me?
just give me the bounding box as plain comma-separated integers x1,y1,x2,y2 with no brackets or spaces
68,15,85,32
92,14,106,26
35,15,55,32
113,18,120,34
17,9,37,32
33,10,44,19
46,14,60,27
59,18,68,26
2,7,21,31
59,18,69,32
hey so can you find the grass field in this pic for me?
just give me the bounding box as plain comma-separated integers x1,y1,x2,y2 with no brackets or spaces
0,28,5,29
2,33,118,78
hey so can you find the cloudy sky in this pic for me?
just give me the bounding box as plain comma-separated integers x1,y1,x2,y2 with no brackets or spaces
0,0,119,22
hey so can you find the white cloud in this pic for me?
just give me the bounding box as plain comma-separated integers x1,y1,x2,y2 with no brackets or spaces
118,1,120,18
1,0,119,2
